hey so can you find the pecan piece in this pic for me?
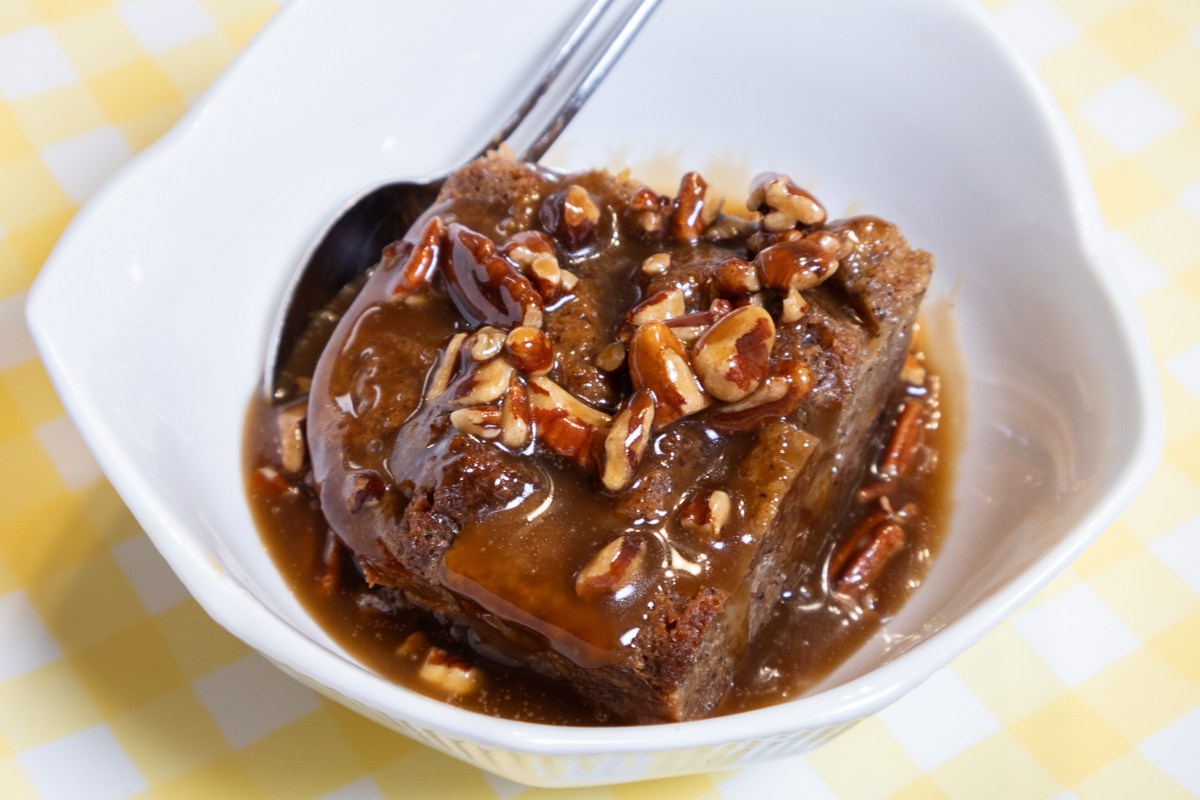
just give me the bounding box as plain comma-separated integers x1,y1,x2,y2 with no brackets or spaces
419,647,482,695
599,388,656,492
879,400,925,477
384,216,447,296
680,489,732,538
595,341,626,372
452,357,515,407
617,287,686,342
780,287,809,323
444,223,544,328
575,536,646,599
346,470,386,513
504,326,554,376
671,172,723,242
540,184,600,250
628,321,710,428
833,520,905,599
641,253,671,276
499,381,532,449
528,376,612,468
747,172,826,230
463,326,506,362
691,306,776,402
754,239,839,293
709,359,813,433
713,258,762,298
276,400,307,474
629,187,670,237
425,332,467,403
900,354,926,385
449,405,503,439
250,465,291,497
502,230,563,302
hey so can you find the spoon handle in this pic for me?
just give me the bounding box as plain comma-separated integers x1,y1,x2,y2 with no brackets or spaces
521,0,663,163
477,0,616,157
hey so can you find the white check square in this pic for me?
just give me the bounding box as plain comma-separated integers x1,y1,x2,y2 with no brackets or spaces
0,27,79,101
18,724,147,800
0,590,62,682
992,0,1080,61
118,0,217,54
192,654,321,748
39,127,133,204
1079,76,1184,154
1012,584,1140,687
877,667,1001,770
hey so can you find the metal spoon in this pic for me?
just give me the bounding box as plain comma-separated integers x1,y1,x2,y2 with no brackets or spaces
266,0,661,399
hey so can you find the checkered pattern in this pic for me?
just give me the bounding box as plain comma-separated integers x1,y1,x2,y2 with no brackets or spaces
1,0,1198,797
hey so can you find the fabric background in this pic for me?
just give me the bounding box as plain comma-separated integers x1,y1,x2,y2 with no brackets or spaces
1,0,1199,797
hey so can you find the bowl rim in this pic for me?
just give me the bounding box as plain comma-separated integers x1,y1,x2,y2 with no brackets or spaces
25,0,1164,756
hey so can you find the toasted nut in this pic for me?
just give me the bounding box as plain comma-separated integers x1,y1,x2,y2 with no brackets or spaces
528,255,563,301
747,172,826,229
710,359,813,433
575,536,646,599
672,172,723,242
628,321,711,428
780,287,808,323
709,298,733,318
829,509,890,578
395,631,427,659
714,258,762,297
528,376,612,467
559,269,579,291
419,647,482,695
680,489,732,538
317,532,343,596
879,400,924,477
276,400,307,474
452,357,515,406
746,228,804,257
596,342,627,372
668,325,708,345
250,465,291,497
618,287,686,341
450,405,503,439
346,470,386,513
734,291,767,308
425,333,467,403
464,326,506,362
834,521,905,598
540,184,601,250
901,353,926,385
384,216,447,296
754,239,839,292
804,229,842,255
641,253,671,276
501,230,555,267
629,186,670,236
600,389,656,492
445,223,544,329
857,482,898,503
691,306,776,402
505,326,554,376
499,382,532,449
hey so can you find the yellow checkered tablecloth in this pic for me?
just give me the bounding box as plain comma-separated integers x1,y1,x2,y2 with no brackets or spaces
2,0,1199,797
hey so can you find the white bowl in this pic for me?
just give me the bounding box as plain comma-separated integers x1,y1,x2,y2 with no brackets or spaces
26,0,1161,788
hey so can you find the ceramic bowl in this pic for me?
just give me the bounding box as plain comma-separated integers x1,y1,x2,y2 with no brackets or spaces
26,0,1161,787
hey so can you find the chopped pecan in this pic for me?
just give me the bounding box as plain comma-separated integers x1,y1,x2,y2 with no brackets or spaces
575,536,646,599
384,216,447,296
617,287,686,342
595,342,627,372
747,172,826,230
671,172,723,242
502,230,563,302
452,357,515,407
628,321,710,428
900,354,926,385
754,239,839,293
276,400,307,474
709,359,813,433
691,306,776,402
879,400,925,477
449,405,503,439
463,326,506,362
528,376,612,467
419,647,482,694
599,388,656,492
629,186,671,237
250,465,291,497
641,253,671,276
680,489,732,538
713,258,762,298
833,521,905,599
425,332,467,403
504,326,554,376
444,223,544,328
499,381,532,449
746,228,803,257
780,287,809,323
540,184,600,250
346,470,386,513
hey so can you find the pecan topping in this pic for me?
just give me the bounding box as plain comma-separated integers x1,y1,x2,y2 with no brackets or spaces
672,172,723,242
754,239,839,293
618,287,686,342
384,216,446,296
444,223,544,329
502,230,563,302
505,326,554,376
879,400,924,477
576,536,646,599
528,376,612,467
449,405,503,439
276,400,307,474
464,326,506,362
691,306,776,402
250,465,291,497
499,381,532,450
540,184,600,250
747,172,826,230
425,332,467,403
596,342,627,372
452,357,515,407
780,287,809,323
680,489,732,538
419,647,482,695
713,258,762,298
710,359,813,433
833,520,905,599
599,388,655,492
628,321,710,428
641,253,671,276
346,471,386,513
900,354,926,385
629,187,670,237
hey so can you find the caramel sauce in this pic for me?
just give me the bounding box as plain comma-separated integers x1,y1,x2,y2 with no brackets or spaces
244,160,954,724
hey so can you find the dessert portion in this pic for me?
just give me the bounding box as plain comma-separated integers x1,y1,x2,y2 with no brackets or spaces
251,151,938,723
